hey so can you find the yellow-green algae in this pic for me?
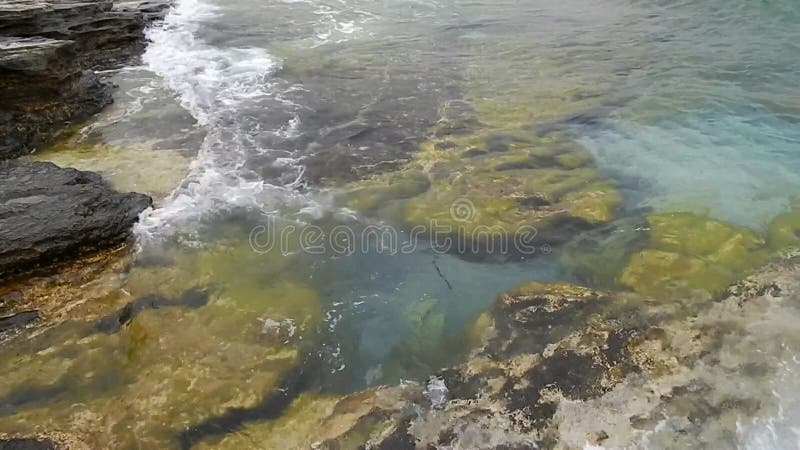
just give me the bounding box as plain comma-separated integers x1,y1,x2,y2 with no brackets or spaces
0,232,320,449
338,125,619,244
32,132,190,203
766,209,800,251
338,170,430,214
619,213,770,297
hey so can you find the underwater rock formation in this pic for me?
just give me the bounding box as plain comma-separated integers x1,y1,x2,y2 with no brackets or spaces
766,208,800,252
32,135,192,202
0,236,322,450
565,212,773,298
338,125,620,258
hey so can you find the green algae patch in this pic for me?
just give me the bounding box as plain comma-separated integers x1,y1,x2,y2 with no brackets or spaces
337,128,620,251
124,235,297,299
561,217,649,289
766,209,800,251
330,50,623,253
401,165,619,241
32,136,189,202
194,394,344,449
337,170,431,214
619,213,769,297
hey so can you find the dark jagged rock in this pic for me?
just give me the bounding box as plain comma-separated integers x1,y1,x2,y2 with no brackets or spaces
94,289,209,333
0,36,113,159
0,161,151,280
0,0,171,159
0,310,39,332
0,438,55,450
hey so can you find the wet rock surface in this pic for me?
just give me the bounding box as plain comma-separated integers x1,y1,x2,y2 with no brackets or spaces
0,311,39,333
0,438,54,450
0,161,151,280
0,0,171,159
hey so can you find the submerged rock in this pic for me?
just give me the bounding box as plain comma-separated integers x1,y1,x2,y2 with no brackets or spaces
766,209,800,252
0,284,320,449
562,212,774,298
0,233,321,449
618,212,769,297
93,288,208,334
331,50,626,259
194,387,425,450
561,216,649,289
0,310,39,333
338,129,620,259
0,161,151,280
32,135,191,203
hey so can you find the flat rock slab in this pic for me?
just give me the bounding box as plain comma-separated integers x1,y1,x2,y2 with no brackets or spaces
0,161,151,280
0,36,74,73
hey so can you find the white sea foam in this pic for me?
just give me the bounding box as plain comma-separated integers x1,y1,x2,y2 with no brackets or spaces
136,0,308,242
737,356,800,449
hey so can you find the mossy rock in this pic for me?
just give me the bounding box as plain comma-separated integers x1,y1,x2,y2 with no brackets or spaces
499,281,602,307
402,167,619,241
337,170,430,213
333,77,620,254
337,133,619,253
766,209,800,251
619,213,769,297
403,296,446,359
561,217,649,289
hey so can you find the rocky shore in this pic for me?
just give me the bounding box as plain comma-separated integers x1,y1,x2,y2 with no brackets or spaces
0,0,170,158
0,1,169,280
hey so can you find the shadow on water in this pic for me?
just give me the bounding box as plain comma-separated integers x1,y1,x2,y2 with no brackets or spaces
176,352,322,449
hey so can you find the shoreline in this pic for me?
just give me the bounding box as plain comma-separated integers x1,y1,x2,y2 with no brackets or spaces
0,0,172,283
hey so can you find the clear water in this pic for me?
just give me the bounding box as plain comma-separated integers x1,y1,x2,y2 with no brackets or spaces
3,0,800,448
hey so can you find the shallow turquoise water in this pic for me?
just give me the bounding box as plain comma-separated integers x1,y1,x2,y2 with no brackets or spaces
4,0,800,447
